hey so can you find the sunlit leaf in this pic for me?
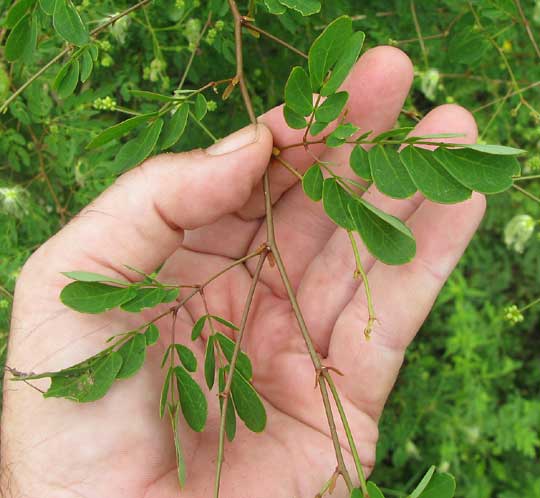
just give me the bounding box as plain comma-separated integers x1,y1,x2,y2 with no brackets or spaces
62,271,127,285
60,281,136,314
410,466,436,498
418,472,456,498
460,143,526,156
278,0,321,16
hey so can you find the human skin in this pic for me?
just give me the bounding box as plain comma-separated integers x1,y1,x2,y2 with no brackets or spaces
1,47,485,498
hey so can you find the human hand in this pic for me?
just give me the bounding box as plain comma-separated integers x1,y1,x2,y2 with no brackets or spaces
1,47,485,498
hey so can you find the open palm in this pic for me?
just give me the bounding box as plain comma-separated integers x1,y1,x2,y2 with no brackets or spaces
1,47,485,498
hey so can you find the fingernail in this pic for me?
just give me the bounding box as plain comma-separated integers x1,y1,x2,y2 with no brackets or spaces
206,124,259,156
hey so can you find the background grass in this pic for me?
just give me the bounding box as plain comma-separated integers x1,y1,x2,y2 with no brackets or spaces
1,1,540,496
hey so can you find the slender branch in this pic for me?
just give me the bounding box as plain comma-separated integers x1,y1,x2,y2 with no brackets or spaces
410,0,428,67
241,21,308,59
274,154,303,180
348,231,376,339
0,0,152,114
514,174,540,182
513,183,540,204
513,0,540,60
178,12,212,91
214,250,268,498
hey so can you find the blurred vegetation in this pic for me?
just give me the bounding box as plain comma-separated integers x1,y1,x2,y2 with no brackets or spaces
1,0,540,496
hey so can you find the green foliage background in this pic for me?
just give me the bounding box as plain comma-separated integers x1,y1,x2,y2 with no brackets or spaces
1,0,540,496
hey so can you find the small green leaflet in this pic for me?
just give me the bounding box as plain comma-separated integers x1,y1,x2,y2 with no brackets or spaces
284,66,313,117
349,199,416,265
219,367,237,441
5,13,37,62
80,49,93,83
350,145,372,181
130,89,179,102
175,365,208,432
435,148,519,194
62,271,127,285
321,31,365,96
460,143,526,155
309,120,329,136
193,94,207,121
60,281,136,314
302,164,324,201
366,482,385,498
369,145,417,199
400,146,471,204
39,0,55,15
210,315,239,331
283,105,307,129
322,178,354,230
314,92,348,123
113,118,164,172
54,59,80,99
170,404,187,487
160,104,189,150
121,287,175,312
417,472,456,498
263,0,286,14
191,315,207,341
6,0,36,28
53,0,89,46
144,324,160,345
175,344,197,373
204,335,216,389
350,489,363,498
409,466,436,498
309,16,353,91
215,332,253,381
277,0,321,16
160,367,173,418
44,352,123,402
326,123,358,147
373,127,415,142
86,113,156,150
230,368,266,432
116,333,146,379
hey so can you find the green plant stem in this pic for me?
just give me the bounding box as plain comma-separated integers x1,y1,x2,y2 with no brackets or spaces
241,21,308,59
514,174,540,181
189,110,218,142
0,0,152,114
348,231,376,339
410,0,428,68
324,371,369,496
519,296,540,312
213,250,268,498
513,183,540,204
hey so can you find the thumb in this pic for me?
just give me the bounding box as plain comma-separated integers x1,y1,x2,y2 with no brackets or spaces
26,123,273,279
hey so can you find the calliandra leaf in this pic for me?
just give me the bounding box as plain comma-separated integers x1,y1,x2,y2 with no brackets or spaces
53,0,89,46
54,59,80,99
6,0,36,28
284,105,307,129
418,472,456,498
349,199,416,265
86,113,157,150
113,118,164,172
230,367,266,432
120,287,167,312
204,335,216,389
321,31,365,96
350,145,371,181
373,126,415,142
326,123,358,147
314,91,348,123
209,315,239,331
264,0,286,14
219,367,237,441
162,288,179,302
435,147,519,194
169,403,187,487
284,66,313,116
308,16,353,91
116,333,146,379
193,93,207,121
400,146,471,204
277,0,320,16
160,104,189,150
175,365,208,432
366,482,385,498
369,145,417,199
80,49,93,83
215,332,253,381
60,281,136,314
410,466,436,498
350,489,363,498
309,120,329,135
39,0,55,15
460,143,526,156
5,13,37,62
191,315,207,341
406,133,466,142
44,352,123,402
62,271,127,285
302,163,324,201
175,344,197,373
322,178,354,230
144,324,159,346
160,367,173,418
